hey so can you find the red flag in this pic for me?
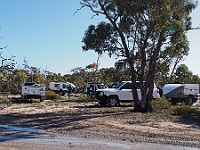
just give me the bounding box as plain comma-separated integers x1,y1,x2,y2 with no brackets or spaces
93,63,96,69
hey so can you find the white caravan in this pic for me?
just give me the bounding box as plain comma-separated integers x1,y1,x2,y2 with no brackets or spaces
162,83,200,105
49,82,75,96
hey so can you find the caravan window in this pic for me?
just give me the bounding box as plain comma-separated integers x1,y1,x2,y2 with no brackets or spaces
54,84,60,88
63,84,68,88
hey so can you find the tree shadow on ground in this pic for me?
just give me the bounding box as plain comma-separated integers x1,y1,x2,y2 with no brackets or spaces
11,98,33,104
0,101,132,143
1,100,199,144
174,115,200,128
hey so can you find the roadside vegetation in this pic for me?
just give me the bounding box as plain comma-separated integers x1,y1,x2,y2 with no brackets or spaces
45,91,61,100
173,105,200,118
152,97,171,111
0,97,12,109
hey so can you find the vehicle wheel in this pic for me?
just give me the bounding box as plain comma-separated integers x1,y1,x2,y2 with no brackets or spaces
40,96,44,102
185,96,194,105
58,91,64,96
107,96,119,107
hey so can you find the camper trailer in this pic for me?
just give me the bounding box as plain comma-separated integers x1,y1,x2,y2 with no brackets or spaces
49,82,75,96
21,82,46,102
162,83,200,105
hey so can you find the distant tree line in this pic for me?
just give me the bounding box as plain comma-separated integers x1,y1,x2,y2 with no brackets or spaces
0,53,199,95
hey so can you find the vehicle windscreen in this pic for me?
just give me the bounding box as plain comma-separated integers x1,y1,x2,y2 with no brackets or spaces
97,84,104,89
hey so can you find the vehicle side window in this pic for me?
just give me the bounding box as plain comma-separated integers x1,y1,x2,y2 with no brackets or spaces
136,82,146,89
55,84,60,88
123,82,144,89
63,84,67,88
90,85,94,90
135,83,139,89
122,83,133,89
97,84,104,89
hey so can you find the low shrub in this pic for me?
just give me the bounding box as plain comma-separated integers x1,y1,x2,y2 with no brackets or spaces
80,95,91,102
0,97,12,109
152,97,171,111
45,91,61,100
173,106,199,117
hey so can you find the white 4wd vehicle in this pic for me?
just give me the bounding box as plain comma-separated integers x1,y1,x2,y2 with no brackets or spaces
95,81,160,107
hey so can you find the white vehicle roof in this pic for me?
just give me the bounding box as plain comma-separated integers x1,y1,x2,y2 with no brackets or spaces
49,82,75,87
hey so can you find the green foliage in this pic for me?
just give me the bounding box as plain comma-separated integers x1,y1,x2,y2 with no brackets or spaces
173,106,200,117
152,97,171,111
80,95,91,102
82,22,114,56
174,64,193,83
0,97,12,109
45,91,61,100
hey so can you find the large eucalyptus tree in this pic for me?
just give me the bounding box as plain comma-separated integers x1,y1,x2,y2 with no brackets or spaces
81,0,197,112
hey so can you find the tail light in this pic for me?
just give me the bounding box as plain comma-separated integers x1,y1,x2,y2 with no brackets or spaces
157,88,160,93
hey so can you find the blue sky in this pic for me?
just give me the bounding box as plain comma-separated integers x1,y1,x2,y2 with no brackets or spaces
0,0,200,75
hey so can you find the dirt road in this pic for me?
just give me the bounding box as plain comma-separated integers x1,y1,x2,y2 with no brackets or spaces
0,124,199,150
0,98,200,149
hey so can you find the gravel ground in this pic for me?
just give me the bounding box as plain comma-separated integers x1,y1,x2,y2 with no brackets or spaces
0,97,200,149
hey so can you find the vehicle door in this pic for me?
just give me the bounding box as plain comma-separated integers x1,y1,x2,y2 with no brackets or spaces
29,88,39,95
136,82,142,100
118,82,133,100
62,83,68,91
184,84,199,95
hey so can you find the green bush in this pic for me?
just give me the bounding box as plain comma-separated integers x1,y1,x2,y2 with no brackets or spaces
0,97,12,109
80,95,91,102
173,106,199,117
45,91,61,100
152,97,171,111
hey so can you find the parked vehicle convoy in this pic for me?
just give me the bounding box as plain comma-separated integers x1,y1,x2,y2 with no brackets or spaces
21,82,45,102
95,81,160,107
162,83,200,105
49,82,75,96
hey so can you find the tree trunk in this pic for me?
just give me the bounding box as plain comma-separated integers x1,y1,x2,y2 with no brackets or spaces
146,98,153,112
130,68,140,112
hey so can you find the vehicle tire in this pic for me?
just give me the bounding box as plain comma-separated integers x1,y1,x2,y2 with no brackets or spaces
185,96,194,105
40,96,44,102
107,96,119,107
58,90,64,96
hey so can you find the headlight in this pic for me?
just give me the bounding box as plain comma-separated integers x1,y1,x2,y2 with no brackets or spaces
99,92,104,96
